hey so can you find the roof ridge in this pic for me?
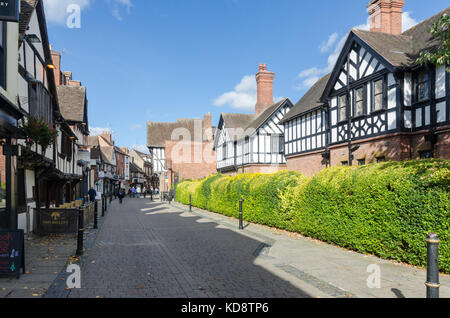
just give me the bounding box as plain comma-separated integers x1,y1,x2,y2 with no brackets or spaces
402,6,450,36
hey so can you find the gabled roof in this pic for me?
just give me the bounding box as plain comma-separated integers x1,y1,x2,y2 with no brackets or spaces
321,6,450,101
147,117,212,148
217,98,291,146
114,146,128,156
130,162,144,174
246,98,289,131
351,29,413,68
56,86,87,123
280,74,330,124
220,113,255,141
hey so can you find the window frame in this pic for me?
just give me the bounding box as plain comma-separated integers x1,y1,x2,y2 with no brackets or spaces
338,94,347,123
353,85,366,118
413,69,431,104
371,77,386,113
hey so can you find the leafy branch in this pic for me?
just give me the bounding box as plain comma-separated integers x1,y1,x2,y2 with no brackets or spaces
416,13,450,72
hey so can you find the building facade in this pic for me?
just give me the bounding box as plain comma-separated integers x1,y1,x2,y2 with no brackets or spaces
147,114,216,192
215,64,293,175
281,1,450,177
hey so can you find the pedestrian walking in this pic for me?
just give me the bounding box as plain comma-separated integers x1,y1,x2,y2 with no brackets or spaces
143,186,147,199
118,188,125,204
131,186,136,198
88,188,97,203
136,186,141,199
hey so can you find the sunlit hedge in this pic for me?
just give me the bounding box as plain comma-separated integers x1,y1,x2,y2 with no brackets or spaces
176,160,450,272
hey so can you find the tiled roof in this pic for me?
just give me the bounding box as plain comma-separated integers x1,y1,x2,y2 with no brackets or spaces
56,86,86,122
147,118,211,148
280,75,330,123
246,98,288,131
353,7,450,68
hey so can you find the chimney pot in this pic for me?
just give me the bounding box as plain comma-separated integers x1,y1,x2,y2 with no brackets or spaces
255,64,275,116
367,0,405,35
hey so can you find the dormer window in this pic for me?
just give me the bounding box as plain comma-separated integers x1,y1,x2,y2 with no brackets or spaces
414,70,430,103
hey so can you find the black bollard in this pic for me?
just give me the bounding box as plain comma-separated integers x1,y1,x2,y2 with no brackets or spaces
110,194,112,204
101,194,105,217
189,194,192,212
150,191,153,201
76,206,84,256
425,233,440,298
104,194,108,212
94,200,98,229
239,198,243,230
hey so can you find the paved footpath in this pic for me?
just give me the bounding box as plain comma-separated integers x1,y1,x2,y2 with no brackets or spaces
67,197,450,298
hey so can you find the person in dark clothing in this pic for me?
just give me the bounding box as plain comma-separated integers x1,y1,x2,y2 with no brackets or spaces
118,188,125,204
88,188,97,203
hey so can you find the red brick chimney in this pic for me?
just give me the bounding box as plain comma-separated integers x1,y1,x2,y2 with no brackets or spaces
50,49,61,85
367,0,405,35
255,64,275,116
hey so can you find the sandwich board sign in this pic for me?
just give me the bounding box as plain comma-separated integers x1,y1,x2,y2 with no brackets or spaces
0,0,20,23
0,229,25,279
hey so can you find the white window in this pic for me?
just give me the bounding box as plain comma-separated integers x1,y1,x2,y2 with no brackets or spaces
373,79,384,111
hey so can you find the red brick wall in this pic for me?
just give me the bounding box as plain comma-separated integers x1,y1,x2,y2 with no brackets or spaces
165,140,216,188
286,151,326,177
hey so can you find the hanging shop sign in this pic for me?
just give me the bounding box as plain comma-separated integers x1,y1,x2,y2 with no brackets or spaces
0,1,19,23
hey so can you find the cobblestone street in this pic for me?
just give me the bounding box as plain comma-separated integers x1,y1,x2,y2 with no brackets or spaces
67,197,321,298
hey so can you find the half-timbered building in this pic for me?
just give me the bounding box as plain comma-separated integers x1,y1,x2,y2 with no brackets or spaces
15,0,81,231
0,11,23,230
281,0,450,177
215,64,293,174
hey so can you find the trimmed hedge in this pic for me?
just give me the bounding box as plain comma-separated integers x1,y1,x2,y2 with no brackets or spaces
176,160,450,273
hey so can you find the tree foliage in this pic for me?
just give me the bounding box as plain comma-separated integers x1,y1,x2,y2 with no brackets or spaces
416,13,450,72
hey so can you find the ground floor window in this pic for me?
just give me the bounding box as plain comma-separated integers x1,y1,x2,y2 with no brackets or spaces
341,161,349,166
376,156,386,163
357,159,366,166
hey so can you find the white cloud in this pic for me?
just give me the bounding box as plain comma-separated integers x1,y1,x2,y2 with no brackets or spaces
296,11,419,90
319,32,339,54
402,12,419,32
213,75,257,111
108,0,133,21
43,0,90,25
43,0,134,24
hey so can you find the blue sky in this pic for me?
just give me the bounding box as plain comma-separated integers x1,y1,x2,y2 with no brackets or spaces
43,0,450,152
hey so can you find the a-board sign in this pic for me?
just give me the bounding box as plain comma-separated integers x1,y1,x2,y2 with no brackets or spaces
0,229,25,279
0,0,20,23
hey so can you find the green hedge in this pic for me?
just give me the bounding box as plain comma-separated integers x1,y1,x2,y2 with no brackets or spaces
176,160,450,273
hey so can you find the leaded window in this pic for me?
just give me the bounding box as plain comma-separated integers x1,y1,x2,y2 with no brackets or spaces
415,70,430,103
354,87,365,117
373,79,384,111
338,94,347,122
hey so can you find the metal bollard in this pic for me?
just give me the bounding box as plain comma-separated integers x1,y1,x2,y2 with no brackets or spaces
76,206,84,256
101,195,105,217
110,194,112,204
189,194,192,212
150,191,153,201
94,200,98,229
239,198,243,230
425,233,440,298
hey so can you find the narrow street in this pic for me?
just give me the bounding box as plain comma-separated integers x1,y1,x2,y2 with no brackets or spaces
68,197,316,298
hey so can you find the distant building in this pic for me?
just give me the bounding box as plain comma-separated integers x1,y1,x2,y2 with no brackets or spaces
147,114,216,192
214,64,293,175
